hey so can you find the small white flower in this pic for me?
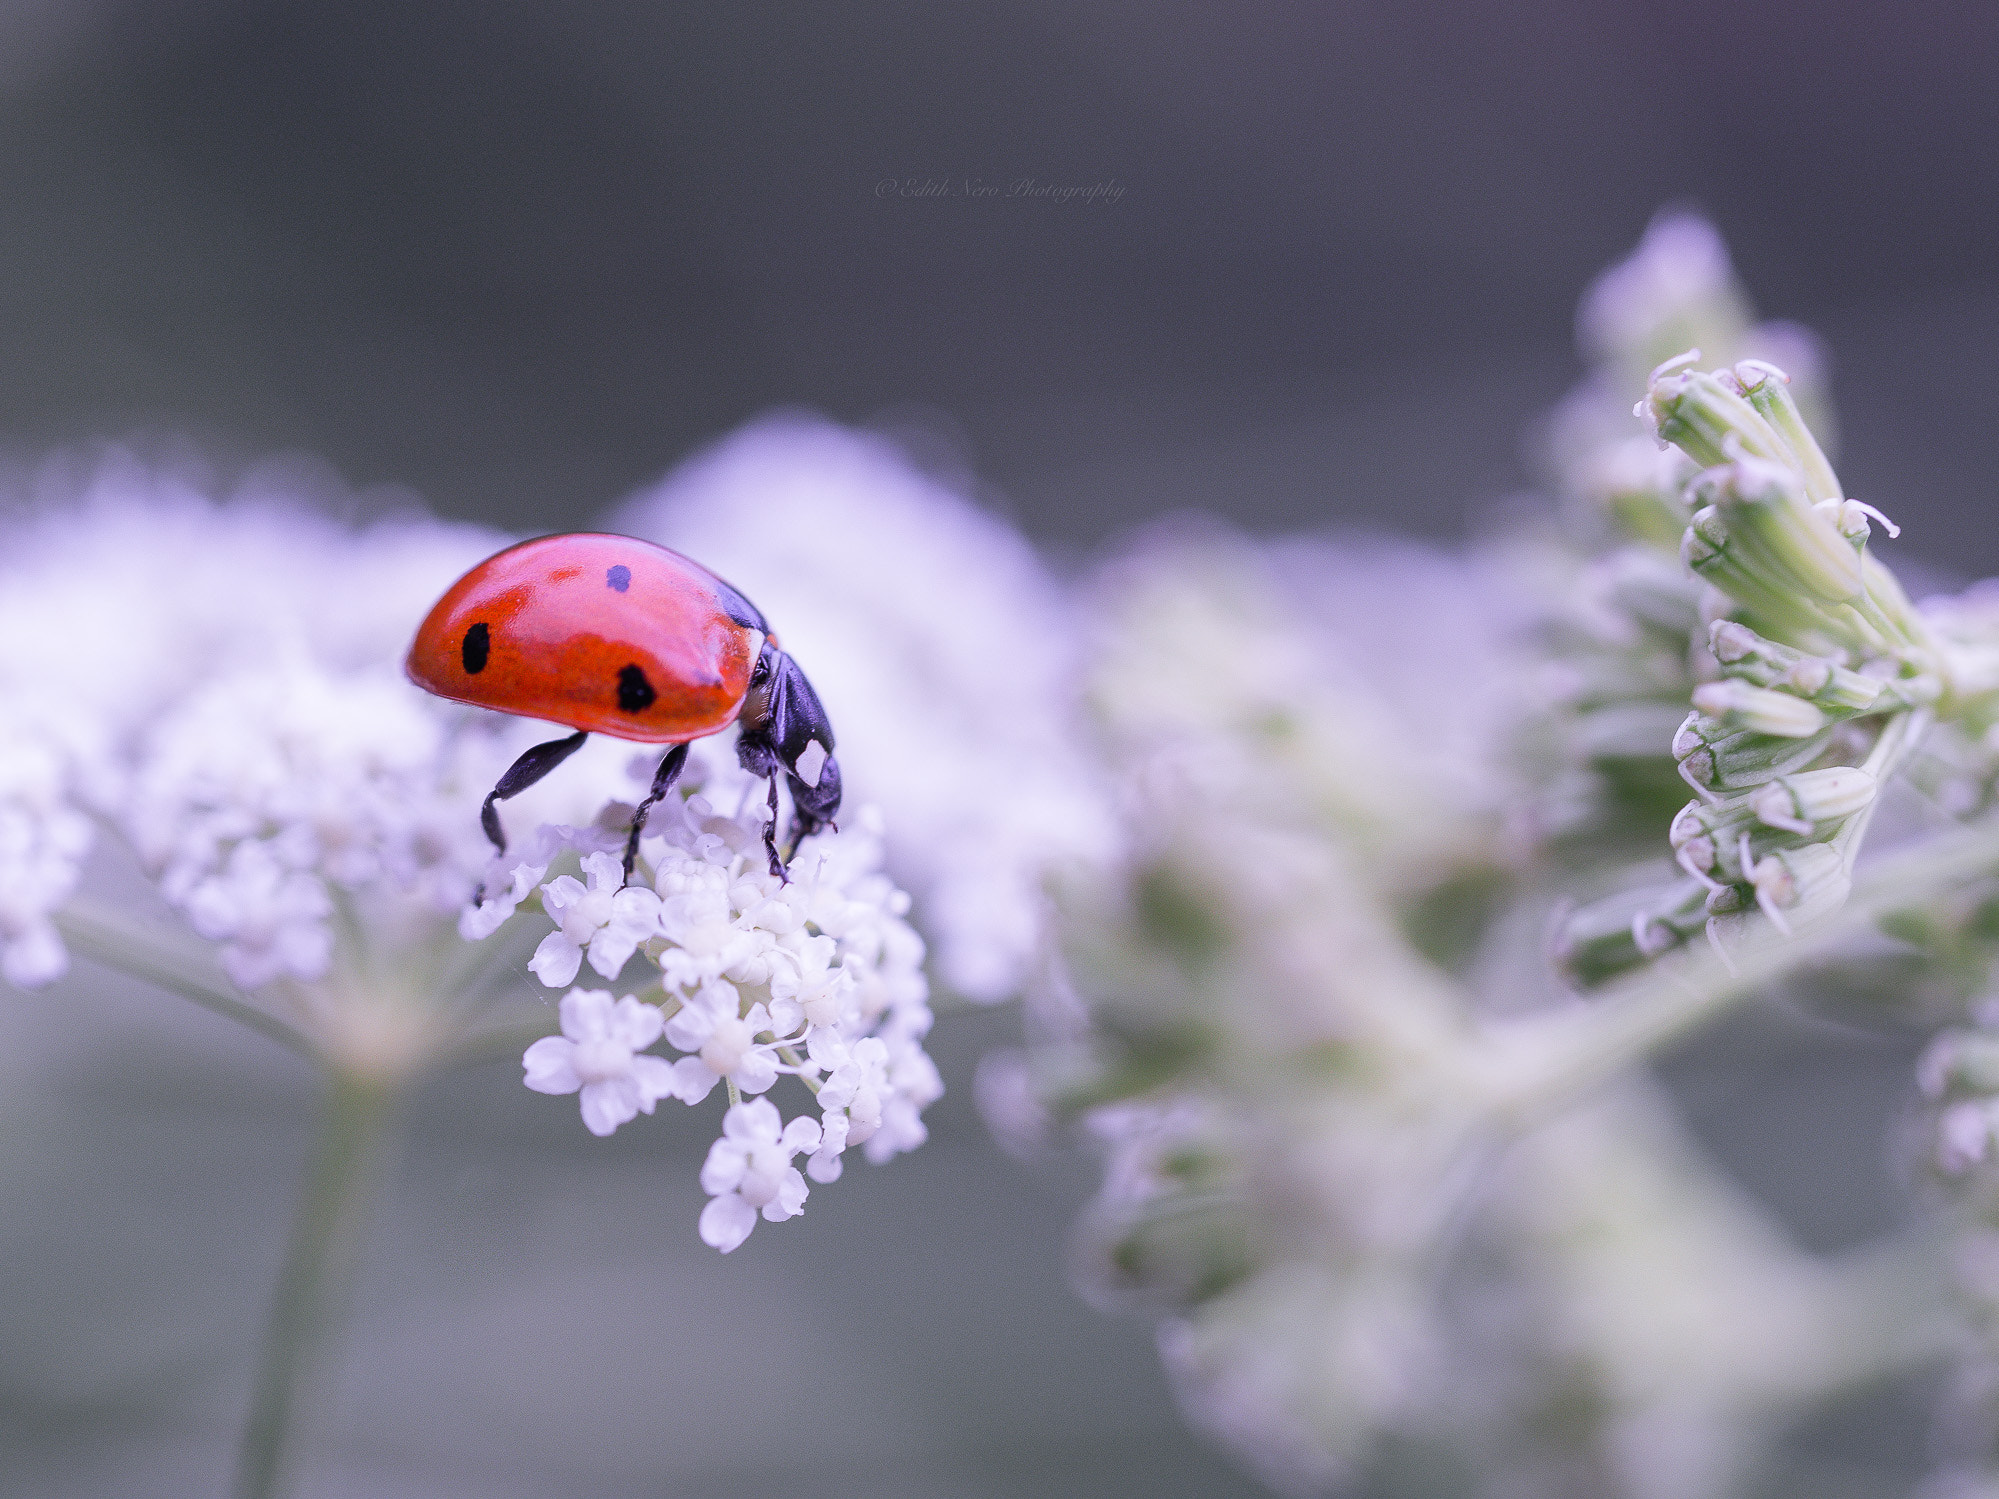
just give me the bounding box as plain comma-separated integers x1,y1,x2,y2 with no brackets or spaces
521,988,676,1137
864,1030,944,1165
459,856,548,940
528,851,662,986
766,927,852,1028
809,1029,934,1161
663,979,783,1095
0,916,68,988
1939,1099,1999,1175
0,783,90,987
652,879,757,989
807,1109,850,1183
812,1032,888,1138
182,839,336,990
697,1097,822,1252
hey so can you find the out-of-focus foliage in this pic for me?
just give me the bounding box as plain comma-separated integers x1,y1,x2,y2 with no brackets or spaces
981,215,1999,1497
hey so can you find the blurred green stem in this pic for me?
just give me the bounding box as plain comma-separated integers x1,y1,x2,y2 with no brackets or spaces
53,898,317,1060
1494,810,1999,1125
232,1069,397,1499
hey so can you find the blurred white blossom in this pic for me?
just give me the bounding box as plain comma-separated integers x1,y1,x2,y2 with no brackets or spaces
996,213,1999,1498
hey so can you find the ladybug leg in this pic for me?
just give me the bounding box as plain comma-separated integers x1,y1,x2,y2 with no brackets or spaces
480,729,590,856
762,775,788,883
620,742,689,886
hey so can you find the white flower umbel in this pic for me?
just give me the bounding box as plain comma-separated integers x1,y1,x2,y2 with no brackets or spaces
0,460,579,1499
0,451,947,1491
497,769,942,1250
618,415,1116,1002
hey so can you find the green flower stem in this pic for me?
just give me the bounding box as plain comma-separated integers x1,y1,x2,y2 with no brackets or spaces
1823,708,1930,872
778,1044,822,1094
53,898,318,1060
1493,811,1999,1125
232,1068,397,1499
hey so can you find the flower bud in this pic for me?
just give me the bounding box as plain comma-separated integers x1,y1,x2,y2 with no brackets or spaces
1674,716,1836,796
1706,881,1753,916
1817,497,1884,547
1579,215,1752,373
1706,458,1863,606
1680,504,1838,646
1701,620,1884,712
1670,796,1767,884
1552,878,1710,987
1690,680,1827,738
1734,360,1841,503
1750,766,1877,836
1918,1029,1999,1100
1747,841,1851,932
1707,620,1762,665
1643,367,1794,473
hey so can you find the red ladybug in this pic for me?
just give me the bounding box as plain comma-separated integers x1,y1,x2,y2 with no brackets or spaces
406,533,840,882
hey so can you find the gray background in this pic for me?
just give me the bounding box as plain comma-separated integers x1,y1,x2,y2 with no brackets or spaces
2,3,1995,1493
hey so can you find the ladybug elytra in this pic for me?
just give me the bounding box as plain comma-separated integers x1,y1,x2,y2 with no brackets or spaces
406,532,840,883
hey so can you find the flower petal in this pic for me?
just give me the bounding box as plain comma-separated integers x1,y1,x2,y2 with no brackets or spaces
762,1166,809,1221
723,1097,782,1143
531,932,585,989
735,1048,779,1095
609,994,666,1050
780,1115,822,1154
522,1036,582,1095
578,1076,640,1137
667,1055,720,1105
628,1053,675,1108
556,987,615,1040
699,1193,756,1253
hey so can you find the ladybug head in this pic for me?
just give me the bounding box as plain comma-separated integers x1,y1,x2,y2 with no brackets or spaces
736,641,841,841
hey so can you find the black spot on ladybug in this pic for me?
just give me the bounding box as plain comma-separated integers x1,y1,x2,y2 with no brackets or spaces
462,622,490,674
617,664,656,713
606,564,631,593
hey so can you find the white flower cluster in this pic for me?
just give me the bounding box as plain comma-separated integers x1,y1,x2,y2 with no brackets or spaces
125,662,505,991
0,453,943,1251
498,775,941,1252
0,457,513,998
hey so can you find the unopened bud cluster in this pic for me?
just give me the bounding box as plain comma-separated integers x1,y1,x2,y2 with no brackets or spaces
1559,355,1940,977
1529,520,1709,869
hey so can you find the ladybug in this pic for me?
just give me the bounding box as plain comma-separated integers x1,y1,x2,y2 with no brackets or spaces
406,532,840,883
